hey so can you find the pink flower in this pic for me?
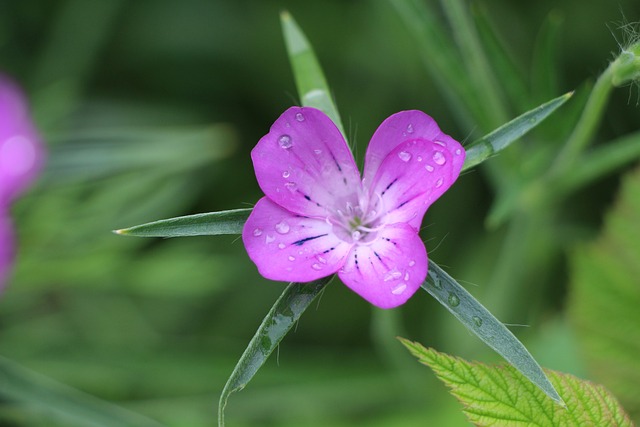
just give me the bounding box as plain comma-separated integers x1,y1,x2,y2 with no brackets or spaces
0,73,44,292
242,107,464,309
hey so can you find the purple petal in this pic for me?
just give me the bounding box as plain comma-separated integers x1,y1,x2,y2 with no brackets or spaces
0,74,45,204
367,136,464,230
363,110,452,185
242,197,352,282
251,107,361,218
338,223,427,309
0,212,14,293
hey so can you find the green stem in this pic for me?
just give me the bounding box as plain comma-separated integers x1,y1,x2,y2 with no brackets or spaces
550,64,614,176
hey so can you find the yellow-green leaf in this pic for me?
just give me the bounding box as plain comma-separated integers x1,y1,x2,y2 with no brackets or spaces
400,340,633,427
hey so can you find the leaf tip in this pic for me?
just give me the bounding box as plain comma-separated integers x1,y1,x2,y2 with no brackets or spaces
280,9,291,21
112,228,127,235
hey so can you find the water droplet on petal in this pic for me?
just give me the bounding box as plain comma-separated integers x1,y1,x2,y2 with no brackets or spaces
398,151,412,162
278,134,293,149
417,156,423,162
284,182,297,192
448,293,460,307
433,151,446,165
316,255,327,264
425,164,434,172
311,263,322,270
455,148,462,156
314,149,322,155
435,178,443,188
383,268,403,282
391,284,407,295
472,316,483,327
288,255,296,261
265,234,275,244
406,124,414,134
409,260,416,267
253,228,263,237
404,272,410,281
352,230,362,241
282,171,290,178
295,112,305,122
278,243,286,249
275,221,290,234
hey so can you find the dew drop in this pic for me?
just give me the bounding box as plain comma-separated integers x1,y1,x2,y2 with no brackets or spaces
448,293,460,307
409,260,416,267
284,182,297,192
311,263,322,270
383,268,403,282
265,234,275,244
288,255,296,261
316,255,327,264
406,124,414,134
433,151,446,165
314,149,322,155
295,112,305,122
278,134,293,149
434,140,446,147
398,151,412,162
282,171,290,178
472,316,483,327
425,164,434,172
435,178,444,188
416,155,423,162
404,272,410,281
275,221,290,234
352,230,362,241
391,284,407,295
253,228,263,237
455,148,462,156
278,243,286,249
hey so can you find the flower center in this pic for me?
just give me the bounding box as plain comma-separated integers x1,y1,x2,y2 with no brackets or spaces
328,193,385,245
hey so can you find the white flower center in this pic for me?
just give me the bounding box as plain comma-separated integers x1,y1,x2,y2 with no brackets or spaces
328,191,385,245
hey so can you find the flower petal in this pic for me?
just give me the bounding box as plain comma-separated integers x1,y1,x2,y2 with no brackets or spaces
338,223,427,309
363,110,456,185
367,136,464,230
0,74,45,204
242,197,352,282
0,213,14,293
251,107,361,218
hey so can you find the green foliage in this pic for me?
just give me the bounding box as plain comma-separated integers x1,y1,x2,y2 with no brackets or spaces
400,341,634,427
569,166,640,420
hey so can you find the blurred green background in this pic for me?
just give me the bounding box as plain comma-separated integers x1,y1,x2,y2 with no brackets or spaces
1,0,639,425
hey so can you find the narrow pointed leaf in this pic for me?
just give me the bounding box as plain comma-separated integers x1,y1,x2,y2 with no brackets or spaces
463,91,573,171
280,11,345,137
421,260,563,404
217,276,332,427
399,342,633,427
0,356,164,427
114,209,250,237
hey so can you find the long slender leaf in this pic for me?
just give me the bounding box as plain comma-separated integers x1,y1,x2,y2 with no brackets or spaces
463,91,573,171
217,276,333,427
114,209,250,237
0,356,164,427
280,11,345,137
421,260,563,405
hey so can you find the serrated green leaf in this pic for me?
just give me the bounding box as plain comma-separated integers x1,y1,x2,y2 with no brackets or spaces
399,341,634,427
569,165,640,420
422,261,563,405
463,91,573,171
280,11,345,137
217,276,332,427
0,356,164,427
114,209,250,237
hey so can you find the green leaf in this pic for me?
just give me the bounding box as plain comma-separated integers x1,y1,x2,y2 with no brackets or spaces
463,91,573,171
399,342,634,427
217,276,332,427
280,11,345,137
422,260,562,404
114,209,251,237
0,356,164,427
568,165,640,420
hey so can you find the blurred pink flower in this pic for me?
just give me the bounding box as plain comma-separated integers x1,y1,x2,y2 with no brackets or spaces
0,73,45,292
242,107,464,309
